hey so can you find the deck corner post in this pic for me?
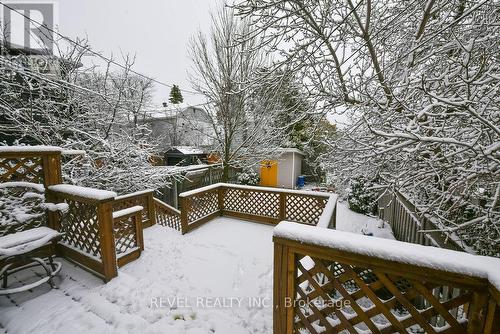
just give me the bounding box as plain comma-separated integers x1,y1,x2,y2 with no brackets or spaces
279,193,286,221
97,200,118,281
180,196,189,234
147,191,157,227
217,186,224,216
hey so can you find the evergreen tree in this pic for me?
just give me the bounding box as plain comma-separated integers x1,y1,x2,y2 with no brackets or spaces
168,84,184,104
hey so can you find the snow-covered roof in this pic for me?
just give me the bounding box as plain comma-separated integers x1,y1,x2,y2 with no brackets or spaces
277,147,305,156
0,145,63,153
142,103,202,120
172,146,205,155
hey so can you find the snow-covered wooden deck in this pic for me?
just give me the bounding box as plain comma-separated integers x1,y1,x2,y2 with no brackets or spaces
0,206,392,334
0,218,274,333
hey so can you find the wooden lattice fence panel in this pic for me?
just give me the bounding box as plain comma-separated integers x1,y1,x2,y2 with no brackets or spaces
293,253,474,333
59,199,101,259
285,194,328,225
154,198,181,231
113,196,149,225
186,189,219,223
223,187,280,219
0,156,44,184
113,215,139,256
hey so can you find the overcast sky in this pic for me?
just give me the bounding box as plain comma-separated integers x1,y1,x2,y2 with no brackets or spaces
58,0,216,106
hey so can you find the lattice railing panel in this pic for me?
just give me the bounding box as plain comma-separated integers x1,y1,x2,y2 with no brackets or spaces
59,199,101,259
154,199,181,231
293,254,471,334
113,196,149,225
0,156,44,184
113,216,138,256
186,189,219,223
223,188,280,218
285,194,327,225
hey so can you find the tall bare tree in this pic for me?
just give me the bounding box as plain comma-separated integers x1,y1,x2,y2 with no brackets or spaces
189,5,289,180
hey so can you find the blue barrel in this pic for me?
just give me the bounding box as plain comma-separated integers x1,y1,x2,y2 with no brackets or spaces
297,175,306,188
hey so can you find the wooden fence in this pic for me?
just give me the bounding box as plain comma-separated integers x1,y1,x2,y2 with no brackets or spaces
178,183,337,234
273,222,500,334
378,189,467,252
161,164,239,208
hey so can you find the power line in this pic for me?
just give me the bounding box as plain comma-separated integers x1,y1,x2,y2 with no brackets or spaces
0,1,200,96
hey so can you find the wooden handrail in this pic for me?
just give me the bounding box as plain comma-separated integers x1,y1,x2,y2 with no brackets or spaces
273,221,500,334
113,190,156,228
49,187,118,282
112,206,144,268
178,183,337,234
154,198,182,232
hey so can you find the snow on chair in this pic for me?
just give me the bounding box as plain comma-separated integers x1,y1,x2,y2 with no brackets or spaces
0,227,63,294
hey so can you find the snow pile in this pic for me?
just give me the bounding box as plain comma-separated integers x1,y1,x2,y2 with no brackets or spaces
48,184,117,201
274,221,500,288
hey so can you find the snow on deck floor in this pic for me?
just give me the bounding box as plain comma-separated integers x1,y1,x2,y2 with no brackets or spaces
0,207,393,334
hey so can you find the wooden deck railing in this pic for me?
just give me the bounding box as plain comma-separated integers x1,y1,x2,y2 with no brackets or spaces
154,198,182,231
47,185,119,281
113,190,156,228
0,147,62,187
112,205,144,268
273,221,500,334
378,189,467,252
0,147,157,281
178,183,338,234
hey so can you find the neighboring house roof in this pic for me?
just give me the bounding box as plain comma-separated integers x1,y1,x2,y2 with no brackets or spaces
167,146,205,155
141,105,210,123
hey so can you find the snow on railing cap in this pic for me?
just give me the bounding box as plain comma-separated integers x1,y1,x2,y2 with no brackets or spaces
274,221,500,289
61,149,86,156
0,145,63,153
178,183,331,198
48,184,117,201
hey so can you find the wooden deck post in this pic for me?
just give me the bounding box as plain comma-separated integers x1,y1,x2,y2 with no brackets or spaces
273,239,296,334
97,200,118,282
330,199,337,229
43,152,63,231
179,196,189,234
218,186,224,216
146,192,157,227
134,212,145,250
279,193,286,221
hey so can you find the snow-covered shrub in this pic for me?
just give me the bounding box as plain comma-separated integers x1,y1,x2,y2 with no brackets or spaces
347,176,378,215
0,183,68,236
236,168,260,186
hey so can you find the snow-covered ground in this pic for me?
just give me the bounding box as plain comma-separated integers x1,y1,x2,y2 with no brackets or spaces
0,204,393,334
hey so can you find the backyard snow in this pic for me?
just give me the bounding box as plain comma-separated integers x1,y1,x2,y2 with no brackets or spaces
0,204,392,334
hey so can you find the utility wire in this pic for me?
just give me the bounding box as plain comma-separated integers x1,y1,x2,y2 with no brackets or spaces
0,1,200,96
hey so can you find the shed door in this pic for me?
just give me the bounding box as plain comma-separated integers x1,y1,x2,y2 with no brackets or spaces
260,160,278,187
